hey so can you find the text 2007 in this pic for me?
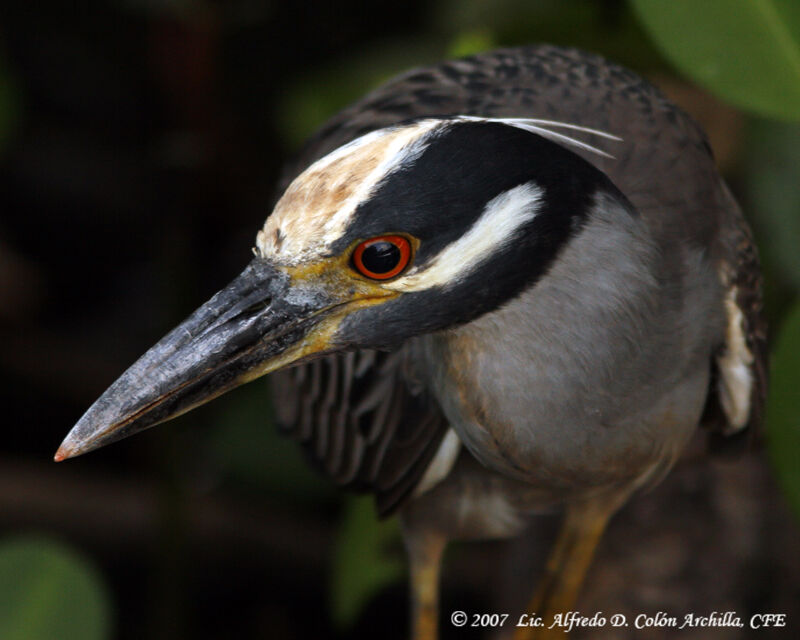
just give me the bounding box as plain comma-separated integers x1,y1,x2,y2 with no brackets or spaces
471,613,510,627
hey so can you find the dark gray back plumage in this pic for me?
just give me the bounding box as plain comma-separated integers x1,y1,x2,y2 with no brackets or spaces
271,45,766,514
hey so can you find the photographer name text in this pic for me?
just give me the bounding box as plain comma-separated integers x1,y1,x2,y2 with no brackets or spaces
449,610,786,632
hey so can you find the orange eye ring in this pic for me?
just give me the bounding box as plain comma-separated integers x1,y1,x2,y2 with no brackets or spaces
352,235,412,280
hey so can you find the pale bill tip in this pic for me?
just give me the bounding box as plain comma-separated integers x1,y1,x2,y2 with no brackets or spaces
54,429,84,462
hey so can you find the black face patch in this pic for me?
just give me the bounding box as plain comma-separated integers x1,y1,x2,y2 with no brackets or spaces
331,120,636,348
331,121,626,264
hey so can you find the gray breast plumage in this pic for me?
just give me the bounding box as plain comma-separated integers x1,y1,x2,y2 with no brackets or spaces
272,44,767,521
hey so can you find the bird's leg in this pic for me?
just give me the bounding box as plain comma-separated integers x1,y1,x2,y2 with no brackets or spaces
513,488,631,640
403,526,448,640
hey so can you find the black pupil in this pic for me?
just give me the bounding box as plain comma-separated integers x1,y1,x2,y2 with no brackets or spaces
361,241,400,274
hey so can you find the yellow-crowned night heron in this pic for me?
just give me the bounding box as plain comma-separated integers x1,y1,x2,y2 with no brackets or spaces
56,45,766,640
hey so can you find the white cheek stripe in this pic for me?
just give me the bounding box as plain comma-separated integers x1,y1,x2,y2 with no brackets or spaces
388,182,544,292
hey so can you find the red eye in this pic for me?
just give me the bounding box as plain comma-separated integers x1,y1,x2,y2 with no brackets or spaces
352,235,412,280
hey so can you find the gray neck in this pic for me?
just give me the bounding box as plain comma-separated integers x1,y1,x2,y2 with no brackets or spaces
413,193,722,494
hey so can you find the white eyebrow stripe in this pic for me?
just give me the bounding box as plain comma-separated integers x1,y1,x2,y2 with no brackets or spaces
256,119,443,263
320,120,441,240
308,128,391,173
388,182,544,292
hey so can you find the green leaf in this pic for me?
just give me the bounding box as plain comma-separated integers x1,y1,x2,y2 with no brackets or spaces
330,497,404,628
631,0,800,120
0,536,112,640
746,120,800,290
767,301,800,519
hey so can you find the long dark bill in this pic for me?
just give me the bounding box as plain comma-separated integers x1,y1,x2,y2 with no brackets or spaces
55,259,336,461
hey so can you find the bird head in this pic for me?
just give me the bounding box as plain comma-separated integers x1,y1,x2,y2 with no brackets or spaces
56,117,627,460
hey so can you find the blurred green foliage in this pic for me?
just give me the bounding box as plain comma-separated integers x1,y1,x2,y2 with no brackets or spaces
432,0,662,68
447,29,496,59
204,382,336,503
277,38,444,149
632,0,800,120
330,497,403,629
746,120,800,291
0,537,111,640
767,303,800,518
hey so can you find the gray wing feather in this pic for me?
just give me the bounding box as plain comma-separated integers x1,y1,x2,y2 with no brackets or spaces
272,351,448,515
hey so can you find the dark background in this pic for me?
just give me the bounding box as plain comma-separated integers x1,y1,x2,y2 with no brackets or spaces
1,1,799,639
